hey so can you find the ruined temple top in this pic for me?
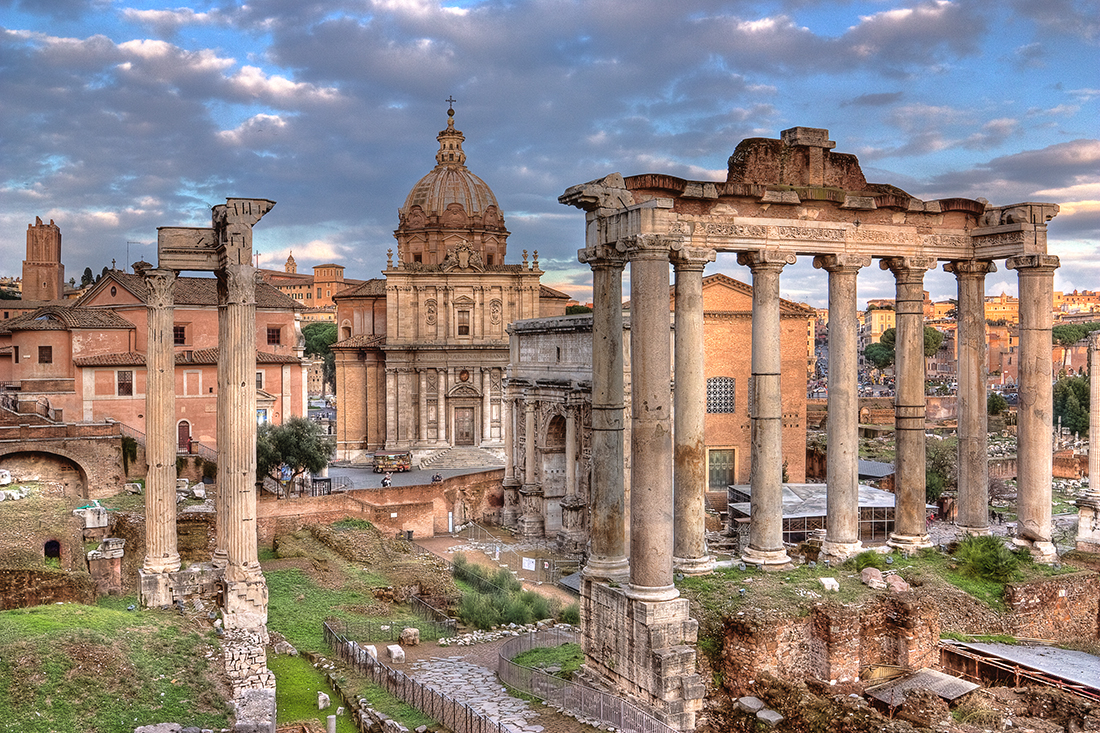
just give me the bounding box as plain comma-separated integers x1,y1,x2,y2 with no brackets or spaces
728,126,867,191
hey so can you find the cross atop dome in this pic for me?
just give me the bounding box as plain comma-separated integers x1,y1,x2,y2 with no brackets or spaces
436,100,466,167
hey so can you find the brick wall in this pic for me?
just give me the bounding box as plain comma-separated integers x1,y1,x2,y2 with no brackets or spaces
1003,571,1099,641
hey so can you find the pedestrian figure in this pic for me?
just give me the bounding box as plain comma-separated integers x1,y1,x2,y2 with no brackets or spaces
381,472,392,487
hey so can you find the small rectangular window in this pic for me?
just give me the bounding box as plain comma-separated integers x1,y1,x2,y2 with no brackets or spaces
317,287,322,298
458,310,470,336
12,346,18,362
38,345,52,364
256,371,264,390
173,325,186,346
117,370,133,396
267,327,281,345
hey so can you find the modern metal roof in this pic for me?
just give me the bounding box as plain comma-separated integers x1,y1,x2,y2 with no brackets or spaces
729,482,895,519
953,642,1100,690
868,669,979,706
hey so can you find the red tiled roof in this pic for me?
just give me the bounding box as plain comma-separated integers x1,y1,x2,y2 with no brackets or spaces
0,305,135,333
333,278,387,299
73,349,304,367
332,334,386,349
83,272,301,310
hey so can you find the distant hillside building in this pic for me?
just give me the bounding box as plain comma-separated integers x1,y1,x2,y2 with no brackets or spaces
22,217,65,303
332,107,568,462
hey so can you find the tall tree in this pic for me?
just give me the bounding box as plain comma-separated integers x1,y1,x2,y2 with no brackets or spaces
81,267,94,287
1053,375,1090,436
302,322,338,391
256,417,335,482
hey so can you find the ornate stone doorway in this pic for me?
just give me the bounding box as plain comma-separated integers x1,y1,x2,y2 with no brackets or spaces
454,407,475,445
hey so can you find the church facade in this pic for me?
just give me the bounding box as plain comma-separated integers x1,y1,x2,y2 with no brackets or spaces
332,108,568,463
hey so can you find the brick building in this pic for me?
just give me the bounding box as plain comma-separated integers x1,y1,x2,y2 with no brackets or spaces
0,263,308,452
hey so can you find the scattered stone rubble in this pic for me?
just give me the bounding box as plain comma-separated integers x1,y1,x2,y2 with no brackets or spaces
438,620,574,647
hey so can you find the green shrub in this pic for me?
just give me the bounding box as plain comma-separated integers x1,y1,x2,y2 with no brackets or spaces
502,596,530,625
492,567,522,593
955,535,1020,583
559,603,580,625
847,550,885,571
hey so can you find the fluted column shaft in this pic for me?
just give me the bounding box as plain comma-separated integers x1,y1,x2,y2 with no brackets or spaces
814,255,871,557
218,262,261,583
419,370,428,444
671,246,715,574
624,234,677,600
578,243,629,580
524,398,537,483
436,369,447,444
482,368,492,443
948,260,995,535
1008,255,1059,554
143,269,181,574
565,407,577,500
739,251,795,567
385,369,397,447
501,391,519,526
884,257,935,549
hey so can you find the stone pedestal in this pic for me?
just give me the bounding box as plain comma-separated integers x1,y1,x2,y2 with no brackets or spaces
500,394,519,527
580,578,704,731
1076,497,1100,553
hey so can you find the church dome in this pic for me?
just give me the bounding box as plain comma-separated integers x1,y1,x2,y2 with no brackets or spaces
400,108,502,222
394,106,509,268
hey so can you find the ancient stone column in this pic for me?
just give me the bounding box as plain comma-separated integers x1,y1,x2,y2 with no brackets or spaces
671,244,716,575
501,390,519,526
813,254,871,561
518,394,544,537
218,259,266,628
482,368,492,443
385,368,397,448
1079,332,1100,552
142,268,181,580
557,400,587,554
577,242,629,581
738,250,796,568
624,234,678,600
436,368,447,444
882,256,935,551
418,370,428,444
947,260,996,536
1007,254,1060,560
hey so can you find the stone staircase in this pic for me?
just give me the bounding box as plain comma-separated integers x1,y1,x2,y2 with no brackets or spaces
419,446,504,470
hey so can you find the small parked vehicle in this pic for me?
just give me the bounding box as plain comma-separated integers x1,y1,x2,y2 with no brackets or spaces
372,450,412,473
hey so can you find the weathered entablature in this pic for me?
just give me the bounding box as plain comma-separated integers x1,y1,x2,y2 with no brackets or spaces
561,126,1061,731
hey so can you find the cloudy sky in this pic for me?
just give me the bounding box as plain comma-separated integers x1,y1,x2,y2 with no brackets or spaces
1,0,1097,307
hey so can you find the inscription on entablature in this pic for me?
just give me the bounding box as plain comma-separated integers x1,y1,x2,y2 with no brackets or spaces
971,231,1027,247
699,223,768,238
774,225,846,241
851,228,917,245
920,233,970,248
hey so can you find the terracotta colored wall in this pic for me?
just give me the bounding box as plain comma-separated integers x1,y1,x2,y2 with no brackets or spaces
0,570,97,610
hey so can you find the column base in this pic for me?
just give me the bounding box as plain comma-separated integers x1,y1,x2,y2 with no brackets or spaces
956,524,992,537
819,540,863,564
582,555,630,582
142,552,181,575
672,554,715,576
1013,537,1058,564
1075,498,1100,552
624,583,679,602
887,533,933,552
517,513,545,539
741,547,792,570
499,508,518,528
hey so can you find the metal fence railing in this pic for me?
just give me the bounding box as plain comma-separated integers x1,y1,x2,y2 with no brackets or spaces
409,595,458,635
497,629,677,733
327,614,455,643
323,621,508,733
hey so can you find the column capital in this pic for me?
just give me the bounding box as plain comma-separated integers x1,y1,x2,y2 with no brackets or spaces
737,249,796,272
812,253,871,273
944,259,997,277
880,255,937,278
1089,331,1100,350
578,241,628,269
143,268,177,309
623,233,679,261
669,244,716,271
1006,254,1060,272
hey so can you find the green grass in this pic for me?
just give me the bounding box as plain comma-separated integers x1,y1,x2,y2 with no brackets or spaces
0,601,230,733
511,643,583,680
269,654,358,733
266,568,381,652
352,680,436,729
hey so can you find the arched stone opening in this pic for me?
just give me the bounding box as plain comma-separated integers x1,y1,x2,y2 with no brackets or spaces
44,539,61,568
0,450,88,499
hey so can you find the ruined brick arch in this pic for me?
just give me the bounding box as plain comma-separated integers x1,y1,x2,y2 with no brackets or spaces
0,447,91,499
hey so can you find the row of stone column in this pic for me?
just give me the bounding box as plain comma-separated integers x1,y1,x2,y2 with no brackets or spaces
581,236,1061,595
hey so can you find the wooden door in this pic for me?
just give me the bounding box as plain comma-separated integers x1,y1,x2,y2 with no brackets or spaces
454,408,475,445
178,421,191,453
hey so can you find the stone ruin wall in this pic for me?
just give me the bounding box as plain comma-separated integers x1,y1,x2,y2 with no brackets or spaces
1003,571,1099,640
0,568,97,609
717,596,941,691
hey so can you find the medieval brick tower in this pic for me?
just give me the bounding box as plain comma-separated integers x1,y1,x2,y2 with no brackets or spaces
23,217,64,302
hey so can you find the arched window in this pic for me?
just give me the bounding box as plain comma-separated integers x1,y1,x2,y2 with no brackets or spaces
706,377,736,414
